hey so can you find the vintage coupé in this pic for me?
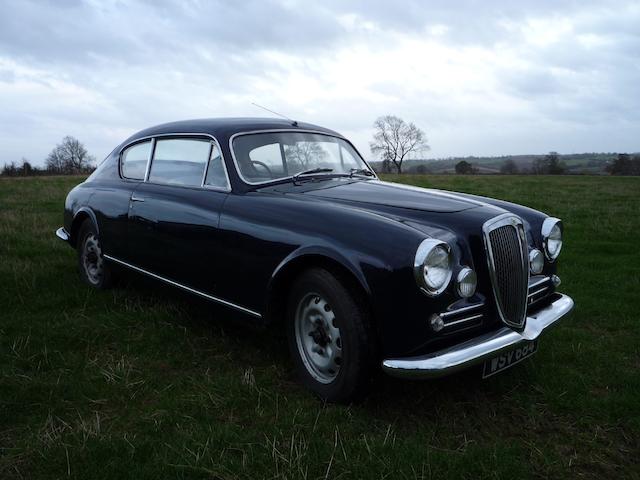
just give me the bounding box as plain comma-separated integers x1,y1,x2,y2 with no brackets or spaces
56,118,574,402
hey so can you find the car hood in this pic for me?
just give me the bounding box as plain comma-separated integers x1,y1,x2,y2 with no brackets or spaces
297,179,484,213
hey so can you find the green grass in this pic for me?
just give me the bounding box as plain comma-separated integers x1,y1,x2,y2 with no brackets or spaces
1,174,639,479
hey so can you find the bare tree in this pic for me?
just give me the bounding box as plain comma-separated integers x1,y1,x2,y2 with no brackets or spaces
284,142,327,169
370,115,429,174
46,136,95,174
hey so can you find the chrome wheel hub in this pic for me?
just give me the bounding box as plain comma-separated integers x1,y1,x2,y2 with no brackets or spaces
294,293,342,384
82,234,104,285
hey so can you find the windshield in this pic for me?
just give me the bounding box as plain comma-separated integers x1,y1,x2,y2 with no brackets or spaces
232,132,373,184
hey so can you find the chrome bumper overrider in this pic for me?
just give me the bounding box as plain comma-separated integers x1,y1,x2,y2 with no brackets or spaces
55,227,70,242
382,293,574,379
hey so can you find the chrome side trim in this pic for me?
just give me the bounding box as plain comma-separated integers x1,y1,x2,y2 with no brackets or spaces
528,276,550,290
444,313,483,328
55,227,70,242
382,293,574,379
440,302,484,319
228,129,378,186
102,254,262,318
528,286,549,299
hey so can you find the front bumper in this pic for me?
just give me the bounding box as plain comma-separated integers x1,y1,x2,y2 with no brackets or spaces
382,293,574,379
55,227,70,242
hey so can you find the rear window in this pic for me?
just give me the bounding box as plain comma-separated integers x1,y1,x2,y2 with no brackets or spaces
148,138,211,187
121,141,151,180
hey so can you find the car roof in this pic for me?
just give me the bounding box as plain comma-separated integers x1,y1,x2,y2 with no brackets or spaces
121,117,342,146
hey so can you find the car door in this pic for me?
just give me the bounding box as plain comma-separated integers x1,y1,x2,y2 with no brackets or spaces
90,139,152,259
127,136,231,294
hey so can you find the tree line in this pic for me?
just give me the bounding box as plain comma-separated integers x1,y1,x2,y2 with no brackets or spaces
369,115,638,176
1,136,95,177
3,123,638,177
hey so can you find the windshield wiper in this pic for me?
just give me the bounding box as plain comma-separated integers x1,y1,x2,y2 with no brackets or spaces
292,168,334,184
349,168,375,178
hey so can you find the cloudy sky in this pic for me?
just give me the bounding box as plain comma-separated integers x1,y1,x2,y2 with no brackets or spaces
1,0,638,166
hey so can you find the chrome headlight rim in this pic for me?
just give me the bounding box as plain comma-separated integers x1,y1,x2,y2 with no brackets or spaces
541,217,563,262
414,238,453,297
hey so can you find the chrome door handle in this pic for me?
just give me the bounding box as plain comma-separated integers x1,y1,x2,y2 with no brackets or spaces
130,195,145,202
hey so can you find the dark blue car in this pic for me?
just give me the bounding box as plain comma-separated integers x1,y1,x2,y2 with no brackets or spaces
56,118,574,402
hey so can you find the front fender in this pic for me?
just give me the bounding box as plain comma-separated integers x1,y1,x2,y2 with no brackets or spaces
270,244,374,296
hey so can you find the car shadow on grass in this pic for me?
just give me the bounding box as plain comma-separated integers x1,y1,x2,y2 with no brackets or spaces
113,269,536,417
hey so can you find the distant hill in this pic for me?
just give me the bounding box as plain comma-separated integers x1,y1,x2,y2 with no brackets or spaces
369,153,636,175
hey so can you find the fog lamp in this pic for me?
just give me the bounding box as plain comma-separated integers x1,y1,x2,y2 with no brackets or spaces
529,249,544,275
455,267,477,298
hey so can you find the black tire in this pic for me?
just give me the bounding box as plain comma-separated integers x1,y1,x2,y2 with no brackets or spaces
286,268,377,403
77,220,113,289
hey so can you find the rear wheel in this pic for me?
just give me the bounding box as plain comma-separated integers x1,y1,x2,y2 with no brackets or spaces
286,268,376,403
77,220,113,289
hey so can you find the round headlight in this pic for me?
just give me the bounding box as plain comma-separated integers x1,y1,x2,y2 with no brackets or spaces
529,249,544,275
456,267,477,298
542,218,563,261
414,239,452,296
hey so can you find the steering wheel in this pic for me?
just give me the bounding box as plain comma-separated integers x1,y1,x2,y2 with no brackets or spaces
251,160,273,178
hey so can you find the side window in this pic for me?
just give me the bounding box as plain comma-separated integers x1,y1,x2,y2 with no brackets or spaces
121,141,151,180
149,138,210,187
204,143,229,189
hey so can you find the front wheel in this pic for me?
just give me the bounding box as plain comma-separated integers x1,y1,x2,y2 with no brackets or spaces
77,220,113,289
286,268,377,403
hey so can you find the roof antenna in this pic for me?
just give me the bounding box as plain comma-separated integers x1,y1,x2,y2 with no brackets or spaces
251,102,298,127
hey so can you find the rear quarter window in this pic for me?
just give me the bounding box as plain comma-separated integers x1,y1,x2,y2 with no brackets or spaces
121,141,152,180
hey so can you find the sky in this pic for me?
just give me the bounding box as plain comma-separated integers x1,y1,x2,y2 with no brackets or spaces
0,0,638,166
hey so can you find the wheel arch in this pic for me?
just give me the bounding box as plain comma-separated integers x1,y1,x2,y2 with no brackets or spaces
69,207,99,247
264,248,373,326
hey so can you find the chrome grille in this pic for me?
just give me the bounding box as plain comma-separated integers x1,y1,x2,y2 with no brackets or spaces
483,214,529,328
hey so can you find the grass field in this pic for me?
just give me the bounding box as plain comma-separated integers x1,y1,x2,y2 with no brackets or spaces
1,174,639,479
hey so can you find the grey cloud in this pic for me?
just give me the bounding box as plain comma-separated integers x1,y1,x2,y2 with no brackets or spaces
0,0,638,165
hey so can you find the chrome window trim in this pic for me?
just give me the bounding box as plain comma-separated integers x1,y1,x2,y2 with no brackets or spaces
120,138,154,181
103,254,261,318
482,213,530,329
143,138,156,182
201,140,231,192
228,129,378,186
200,142,215,187
119,133,231,192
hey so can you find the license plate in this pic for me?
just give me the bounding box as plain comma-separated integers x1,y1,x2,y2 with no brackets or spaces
482,341,538,378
